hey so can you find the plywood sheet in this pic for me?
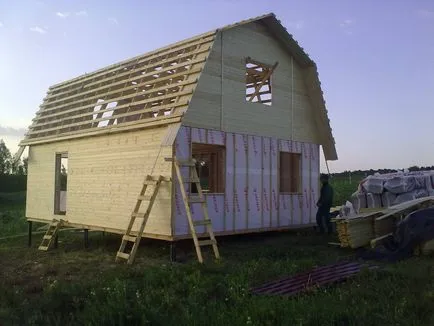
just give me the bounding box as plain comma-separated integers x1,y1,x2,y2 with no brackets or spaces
270,137,279,227
310,143,320,223
248,135,262,228
174,126,191,235
234,134,248,230
301,142,311,224
225,133,235,231
262,138,271,227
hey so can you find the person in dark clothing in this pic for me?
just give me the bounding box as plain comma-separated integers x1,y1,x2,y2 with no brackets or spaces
316,174,334,234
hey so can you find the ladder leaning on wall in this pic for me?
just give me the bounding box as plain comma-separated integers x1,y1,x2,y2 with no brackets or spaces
115,155,220,265
165,156,220,263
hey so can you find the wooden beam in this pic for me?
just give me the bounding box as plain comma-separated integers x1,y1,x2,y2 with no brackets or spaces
48,33,215,93
20,115,183,146
247,62,278,102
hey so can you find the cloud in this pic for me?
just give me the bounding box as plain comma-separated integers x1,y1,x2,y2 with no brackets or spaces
30,26,47,34
340,19,354,35
0,126,27,137
56,12,70,18
108,17,119,25
417,9,434,18
75,10,88,16
340,19,353,27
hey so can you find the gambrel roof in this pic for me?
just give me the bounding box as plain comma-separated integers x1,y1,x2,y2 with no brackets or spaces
19,13,337,160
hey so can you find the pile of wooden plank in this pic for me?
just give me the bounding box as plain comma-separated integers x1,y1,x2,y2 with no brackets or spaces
333,210,382,248
333,197,434,253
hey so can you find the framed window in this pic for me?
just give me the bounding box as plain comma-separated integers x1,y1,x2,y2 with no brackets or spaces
245,57,278,106
54,153,68,215
279,152,301,193
191,143,225,193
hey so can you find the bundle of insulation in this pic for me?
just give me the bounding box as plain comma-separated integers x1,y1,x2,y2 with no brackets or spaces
351,171,434,211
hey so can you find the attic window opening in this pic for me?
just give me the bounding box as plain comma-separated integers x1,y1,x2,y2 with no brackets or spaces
245,58,278,106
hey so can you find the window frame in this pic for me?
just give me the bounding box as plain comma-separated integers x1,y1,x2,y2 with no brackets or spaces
191,143,226,194
279,151,302,194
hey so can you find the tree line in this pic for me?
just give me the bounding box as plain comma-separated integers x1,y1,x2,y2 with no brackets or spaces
0,139,27,176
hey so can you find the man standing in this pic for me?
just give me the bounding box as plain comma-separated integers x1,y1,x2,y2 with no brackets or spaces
316,174,334,234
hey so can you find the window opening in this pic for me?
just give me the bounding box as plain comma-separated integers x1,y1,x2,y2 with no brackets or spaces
279,152,301,193
54,153,68,214
245,57,278,106
191,143,225,193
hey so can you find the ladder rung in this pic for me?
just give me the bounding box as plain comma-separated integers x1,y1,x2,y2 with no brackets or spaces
116,252,130,260
122,235,136,242
137,195,152,201
198,239,216,246
193,219,212,226
144,180,158,185
43,235,52,240
38,246,49,251
176,160,196,167
185,178,200,183
189,197,205,203
132,213,146,218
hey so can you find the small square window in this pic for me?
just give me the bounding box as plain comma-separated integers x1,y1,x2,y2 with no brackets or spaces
279,152,301,193
245,58,277,106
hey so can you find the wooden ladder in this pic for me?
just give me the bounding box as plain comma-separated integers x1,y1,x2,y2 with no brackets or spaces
166,157,220,263
116,175,170,264
38,219,63,251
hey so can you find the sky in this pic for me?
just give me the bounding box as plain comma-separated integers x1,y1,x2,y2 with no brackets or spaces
0,0,433,173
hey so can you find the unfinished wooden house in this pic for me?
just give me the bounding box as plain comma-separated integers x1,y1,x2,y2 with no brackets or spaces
18,13,337,263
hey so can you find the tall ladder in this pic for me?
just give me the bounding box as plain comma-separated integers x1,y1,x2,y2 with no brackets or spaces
166,156,220,263
116,175,170,264
38,219,63,251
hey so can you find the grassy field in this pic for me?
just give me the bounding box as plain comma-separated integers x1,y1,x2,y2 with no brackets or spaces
0,189,433,325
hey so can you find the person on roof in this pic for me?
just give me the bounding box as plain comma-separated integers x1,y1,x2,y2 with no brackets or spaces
316,173,334,234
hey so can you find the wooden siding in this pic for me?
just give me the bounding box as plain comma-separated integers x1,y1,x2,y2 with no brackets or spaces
26,127,173,236
173,126,319,237
183,21,320,144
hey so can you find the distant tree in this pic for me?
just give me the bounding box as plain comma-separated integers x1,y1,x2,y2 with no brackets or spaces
22,157,28,175
0,139,12,175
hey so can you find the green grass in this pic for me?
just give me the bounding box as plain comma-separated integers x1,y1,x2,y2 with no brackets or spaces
330,175,364,207
0,190,433,325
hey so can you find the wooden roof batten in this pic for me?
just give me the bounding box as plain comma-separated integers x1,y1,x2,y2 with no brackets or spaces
19,13,337,161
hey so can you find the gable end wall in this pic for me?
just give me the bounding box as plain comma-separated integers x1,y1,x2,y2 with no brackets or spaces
183,21,320,144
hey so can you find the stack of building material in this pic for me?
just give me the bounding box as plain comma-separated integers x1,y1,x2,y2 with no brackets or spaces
351,171,434,211
333,211,383,248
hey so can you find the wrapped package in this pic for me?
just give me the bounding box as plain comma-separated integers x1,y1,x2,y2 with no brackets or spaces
381,192,397,208
414,188,429,199
367,193,382,208
384,176,415,194
351,191,367,211
414,175,426,189
393,191,416,205
339,201,357,217
425,175,434,192
361,176,384,194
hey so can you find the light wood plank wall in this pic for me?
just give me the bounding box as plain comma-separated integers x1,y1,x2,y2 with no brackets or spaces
26,127,173,235
183,21,320,144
